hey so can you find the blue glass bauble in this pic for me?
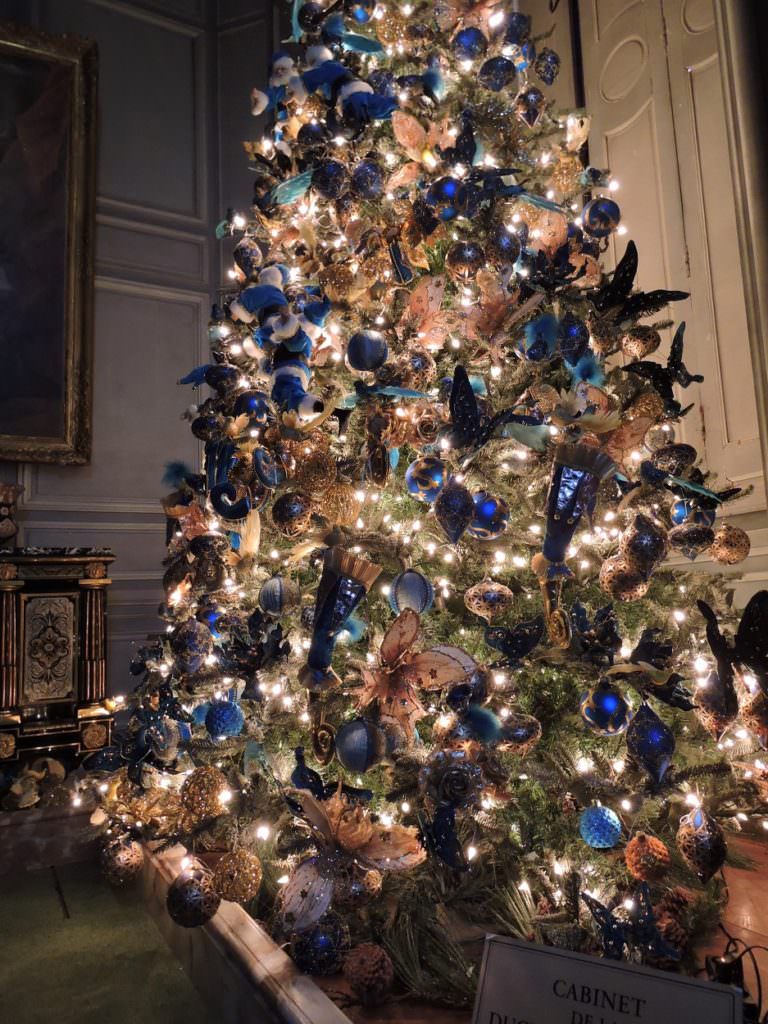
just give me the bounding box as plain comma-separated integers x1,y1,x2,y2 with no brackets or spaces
626,704,675,785
452,26,488,60
405,457,447,503
446,668,489,712
347,330,389,371
467,491,510,540
670,499,716,528
504,11,531,45
312,160,349,199
389,569,434,614
350,159,384,199
297,1,325,31
559,314,590,366
579,805,622,849
534,46,561,86
580,679,632,735
435,478,475,543
171,619,213,674
478,56,516,92
233,236,263,278
515,86,545,128
343,0,375,23
582,197,621,238
426,176,461,220
205,700,244,739
290,912,351,975
335,718,386,773
297,122,331,149
259,576,300,616
487,221,521,265
192,702,211,727
233,389,270,424
253,447,288,487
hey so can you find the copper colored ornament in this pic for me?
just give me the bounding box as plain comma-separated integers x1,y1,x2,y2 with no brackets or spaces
709,524,750,565
321,482,363,526
411,405,443,446
464,581,515,622
100,838,145,886
599,555,650,602
741,690,768,747
212,848,263,903
668,522,715,560
548,152,583,196
375,10,409,46
619,513,668,576
586,318,618,357
317,263,361,303
626,391,665,424
272,491,313,538
676,807,727,883
499,710,543,756
343,943,395,1007
180,766,228,820
294,449,337,496
624,832,671,881
621,326,661,361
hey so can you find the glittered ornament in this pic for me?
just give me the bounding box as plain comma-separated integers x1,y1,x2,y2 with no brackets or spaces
445,240,485,281
668,522,715,561
582,197,621,237
167,868,221,927
294,449,338,496
626,703,675,786
650,442,697,476
478,56,516,92
343,943,394,1006
205,700,244,739
504,11,532,45
514,86,545,128
233,236,263,279
212,848,263,903
621,326,661,361
321,482,364,526
100,838,144,886
464,581,514,623
312,160,349,199
451,26,488,60
375,10,408,47
435,477,475,543
580,679,632,735
389,569,434,614
548,152,583,196
709,524,751,565
579,805,622,849
500,710,543,755
272,491,313,538
676,807,727,883
171,618,214,674
404,456,447,503
297,1,325,31
599,555,650,602
350,159,384,199
486,220,522,265
619,513,669,576
625,832,671,881
467,491,509,540
534,47,560,86
626,391,666,425
347,330,389,371
290,912,351,975
180,765,229,819
259,576,301,616
335,718,386,773
741,690,768,747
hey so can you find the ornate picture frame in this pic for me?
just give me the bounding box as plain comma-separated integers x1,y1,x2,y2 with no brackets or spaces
0,22,96,463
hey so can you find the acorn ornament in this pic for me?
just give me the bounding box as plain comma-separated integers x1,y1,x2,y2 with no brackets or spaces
676,806,727,883
624,832,671,881
709,524,751,565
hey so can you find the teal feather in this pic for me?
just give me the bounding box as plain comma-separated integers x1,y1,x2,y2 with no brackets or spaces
341,31,384,53
267,168,314,206
496,422,552,452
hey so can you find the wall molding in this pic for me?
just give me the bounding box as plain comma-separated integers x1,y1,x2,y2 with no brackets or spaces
96,213,209,289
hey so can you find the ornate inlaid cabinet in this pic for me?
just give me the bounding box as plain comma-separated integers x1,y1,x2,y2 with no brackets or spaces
0,548,115,763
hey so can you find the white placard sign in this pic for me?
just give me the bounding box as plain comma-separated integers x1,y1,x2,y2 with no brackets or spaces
472,935,742,1024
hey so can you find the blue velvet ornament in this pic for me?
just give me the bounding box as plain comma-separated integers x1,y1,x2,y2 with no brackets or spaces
478,56,516,92
344,0,375,22
582,197,621,238
504,11,531,45
405,457,447,503
579,805,622,849
426,177,462,220
290,913,351,975
580,679,632,735
452,26,488,60
350,159,384,199
312,160,349,199
347,330,388,371
389,569,434,614
534,47,561,86
626,703,675,786
335,718,386,772
205,700,245,739
259,576,300,616
467,491,509,540
435,478,475,543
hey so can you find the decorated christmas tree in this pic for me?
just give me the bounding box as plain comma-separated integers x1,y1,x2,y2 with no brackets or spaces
89,0,768,1008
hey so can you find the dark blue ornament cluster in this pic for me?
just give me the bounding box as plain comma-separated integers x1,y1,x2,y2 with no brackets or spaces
290,912,351,975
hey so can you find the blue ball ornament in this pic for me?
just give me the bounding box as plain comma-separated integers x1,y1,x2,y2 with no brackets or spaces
312,160,349,199
467,491,510,540
233,390,270,425
335,718,386,773
343,0,375,23
297,1,325,31
426,177,462,220
670,498,715,527
452,26,488,60
205,700,244,739
290,912,351,975
350,159,384,199
504,11,531,45
478,56,516,92
579,805,622,849
405,456,447,503
347,330,388,371
582,197,621,238
259,576,300,617
389,569,434,614
580,679,632,736
534,46,561,86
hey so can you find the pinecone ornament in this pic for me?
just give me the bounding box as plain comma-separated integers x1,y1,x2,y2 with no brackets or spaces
343,943,394,1006
646,888,692,969
625,832,671,882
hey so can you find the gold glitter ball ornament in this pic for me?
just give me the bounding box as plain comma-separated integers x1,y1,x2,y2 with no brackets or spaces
375,11,409,47
180,766,229,820
212,848,263,903
548,152,583,196
599,555,650,602
464,581,515,623
321,482,364,526
100,838,145,886
294,449,337,496
621,326,661,361
709,523,751,565
626,391,666,424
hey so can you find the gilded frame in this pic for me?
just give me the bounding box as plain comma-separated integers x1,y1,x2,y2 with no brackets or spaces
0,22,96,463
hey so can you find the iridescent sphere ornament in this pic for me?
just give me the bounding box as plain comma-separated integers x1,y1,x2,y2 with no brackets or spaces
100,838,145,886
582,197,621,238
451,26,488,60
486,221,522,265
445,240,486,281
312,160,349,199
350,159,384,199
467,491,510,540
579,805,622,849
709,524,751,565
205,700,244,739
290,912,351,975
167,868,221,928
335,718,386,773
464,581,514,623
271,491,313,538
212,848,263,904
404,456,447,503
478,56,516,92
389,569,434,614
580,679,632,735
347,330,388,371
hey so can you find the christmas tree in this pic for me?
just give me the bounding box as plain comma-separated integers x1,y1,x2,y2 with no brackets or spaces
90,0,768,1008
